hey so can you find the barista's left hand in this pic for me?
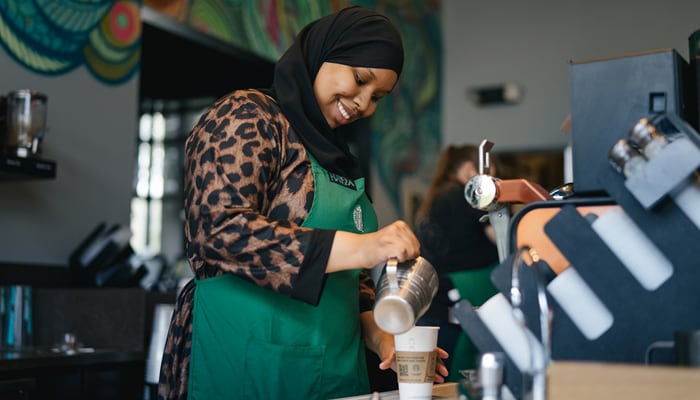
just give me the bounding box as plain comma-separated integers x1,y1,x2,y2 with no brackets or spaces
361,312,449,383
376,338,449,383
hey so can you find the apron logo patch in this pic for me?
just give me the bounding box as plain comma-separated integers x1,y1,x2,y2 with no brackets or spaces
328,172,357,190
353,205,364,232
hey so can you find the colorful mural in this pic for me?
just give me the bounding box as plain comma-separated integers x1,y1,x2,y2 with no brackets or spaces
0,0,442,217
0,0,141,84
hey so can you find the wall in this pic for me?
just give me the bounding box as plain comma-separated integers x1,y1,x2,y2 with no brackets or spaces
0,61,139,266
371,0,700,227
441,0,700,152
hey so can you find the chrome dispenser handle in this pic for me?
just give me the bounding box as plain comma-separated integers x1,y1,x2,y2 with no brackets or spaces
469,140,510,261
478,139,494,175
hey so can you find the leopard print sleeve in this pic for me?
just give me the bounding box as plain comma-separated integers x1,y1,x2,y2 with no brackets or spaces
183,89,315,296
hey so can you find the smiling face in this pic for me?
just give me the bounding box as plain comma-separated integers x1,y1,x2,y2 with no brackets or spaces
313,62,398,129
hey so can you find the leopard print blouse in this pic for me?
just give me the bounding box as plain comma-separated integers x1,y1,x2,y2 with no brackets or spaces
157,89,376,400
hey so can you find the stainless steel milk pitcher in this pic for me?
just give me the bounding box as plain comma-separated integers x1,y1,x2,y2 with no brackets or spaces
373,257,439,334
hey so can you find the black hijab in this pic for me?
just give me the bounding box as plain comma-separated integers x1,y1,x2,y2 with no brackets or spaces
270,6,404,180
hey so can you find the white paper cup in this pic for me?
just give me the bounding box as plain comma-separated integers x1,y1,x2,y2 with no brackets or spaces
394,326,439,400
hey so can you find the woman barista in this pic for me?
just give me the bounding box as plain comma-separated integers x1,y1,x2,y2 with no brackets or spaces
158,6,448,400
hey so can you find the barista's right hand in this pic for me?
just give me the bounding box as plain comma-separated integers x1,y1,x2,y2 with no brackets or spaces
328,220,420,273
365,220,420,265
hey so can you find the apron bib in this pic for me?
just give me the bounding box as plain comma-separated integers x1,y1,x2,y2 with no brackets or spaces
188,154,378,400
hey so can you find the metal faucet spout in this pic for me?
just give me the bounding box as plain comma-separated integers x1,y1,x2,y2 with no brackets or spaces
510,246,551,400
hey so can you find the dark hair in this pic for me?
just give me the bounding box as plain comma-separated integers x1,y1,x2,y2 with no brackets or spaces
414,145,481,225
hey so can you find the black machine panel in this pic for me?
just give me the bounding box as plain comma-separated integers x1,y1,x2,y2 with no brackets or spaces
569,48,696,196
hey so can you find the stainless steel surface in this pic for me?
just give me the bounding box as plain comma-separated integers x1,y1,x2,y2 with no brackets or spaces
478,139,494,175
487,207,510,263
629,117,667,159
465,174,499,211
465,138,514,262
548,182,575,200
459,369,480,399
466,140,499,210
510,246,551,400
608,139,646,178
479,352,504,400
608,139,632,172
373,257,439,335
330,383,460,400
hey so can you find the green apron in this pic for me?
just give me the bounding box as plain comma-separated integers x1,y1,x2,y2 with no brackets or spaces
188,154,378,400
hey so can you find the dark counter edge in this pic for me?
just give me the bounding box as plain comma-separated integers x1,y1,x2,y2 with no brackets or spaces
0,263,70,287
0,348,145,372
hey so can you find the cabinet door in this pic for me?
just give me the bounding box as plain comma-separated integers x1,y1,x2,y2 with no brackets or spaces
0,378,36,400
33,368,82,400
0,360,144,400
82,361,144,400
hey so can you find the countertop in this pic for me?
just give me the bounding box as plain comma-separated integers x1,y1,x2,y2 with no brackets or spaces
0,346,144,371
331,382,460,400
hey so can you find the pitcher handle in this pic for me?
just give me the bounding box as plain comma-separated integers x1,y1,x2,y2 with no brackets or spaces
386,257,399,293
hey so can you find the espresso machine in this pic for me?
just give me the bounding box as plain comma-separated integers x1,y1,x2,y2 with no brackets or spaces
454,111,700,400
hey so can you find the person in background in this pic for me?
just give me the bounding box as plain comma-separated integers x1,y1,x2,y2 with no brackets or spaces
414,144,500,376
157,7,447,400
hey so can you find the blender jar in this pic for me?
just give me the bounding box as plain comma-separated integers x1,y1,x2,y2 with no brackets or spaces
5,90,47,158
